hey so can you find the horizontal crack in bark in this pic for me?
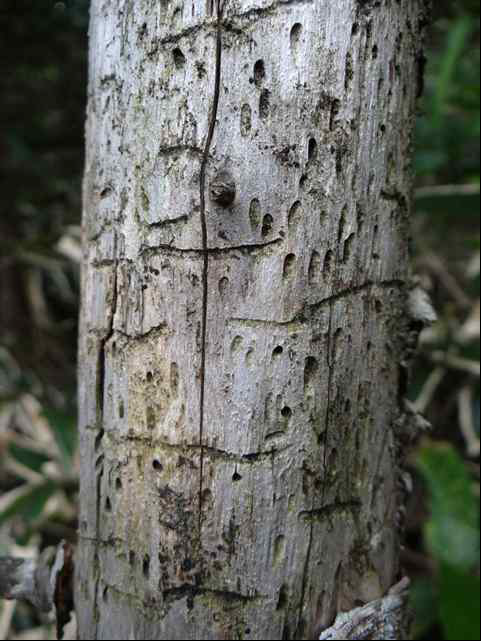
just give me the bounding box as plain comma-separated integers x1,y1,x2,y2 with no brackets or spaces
140,237,283,258
150,0,313,48
299,500,362,522
229,279,406,327
163,585,266,606
147,215,189,229
97,436,292,463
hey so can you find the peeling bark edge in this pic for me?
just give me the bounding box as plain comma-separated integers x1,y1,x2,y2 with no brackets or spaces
0,542,74,639
318,578,411,640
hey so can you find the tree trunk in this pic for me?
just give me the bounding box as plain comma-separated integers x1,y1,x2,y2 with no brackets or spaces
77,0,428,639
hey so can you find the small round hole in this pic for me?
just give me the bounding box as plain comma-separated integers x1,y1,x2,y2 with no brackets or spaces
232,471,242,482
308,138,318,162
262,214,274,237
273,346,284,357
281,407,292,419
253,59,266,86
173,48,186,69
143,555,151,578
153,460,163,472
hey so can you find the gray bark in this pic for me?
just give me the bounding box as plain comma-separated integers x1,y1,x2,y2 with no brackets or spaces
77,0,428,639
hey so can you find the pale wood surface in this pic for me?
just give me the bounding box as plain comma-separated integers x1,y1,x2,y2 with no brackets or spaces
76,0,427,638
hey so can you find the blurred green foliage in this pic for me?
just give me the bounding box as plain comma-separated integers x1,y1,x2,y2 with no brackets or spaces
410,2,480,639
0,1,479,639
416,3,480,182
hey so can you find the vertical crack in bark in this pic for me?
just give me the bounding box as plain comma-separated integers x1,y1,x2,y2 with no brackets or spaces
96,260,118,426
198,0,225,532
93,255,118,639
93,464,104,641
322,301,334,505
297,301,334,638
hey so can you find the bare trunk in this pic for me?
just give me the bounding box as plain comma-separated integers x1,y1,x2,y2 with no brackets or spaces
77,0,427,639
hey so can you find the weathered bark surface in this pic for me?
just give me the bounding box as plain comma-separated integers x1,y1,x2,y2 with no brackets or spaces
77,0,427,639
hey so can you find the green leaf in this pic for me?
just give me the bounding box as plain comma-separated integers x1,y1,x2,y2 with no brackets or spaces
410,578,439,639
42,407,77,465
439,563,481,640
0,482,57,528
433,16,474,128
8,443,50,473
415,189,480,220
417,442,480,570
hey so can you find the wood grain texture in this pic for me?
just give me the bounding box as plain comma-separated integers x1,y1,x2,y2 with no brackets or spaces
77,0,428,638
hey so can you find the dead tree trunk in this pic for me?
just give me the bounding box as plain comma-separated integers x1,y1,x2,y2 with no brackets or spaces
77,0,428,638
